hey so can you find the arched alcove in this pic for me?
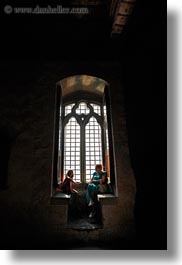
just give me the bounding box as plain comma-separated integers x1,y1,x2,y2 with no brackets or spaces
52,75,117,196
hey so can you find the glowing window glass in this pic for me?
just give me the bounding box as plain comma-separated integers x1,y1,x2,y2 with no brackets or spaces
75,102,90,115
59,100,110,183
65,104,75,116
85,117,102,181
90,103,101,115
64,117,80,182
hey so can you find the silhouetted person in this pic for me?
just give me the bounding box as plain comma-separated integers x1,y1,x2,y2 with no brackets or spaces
56,170,78,194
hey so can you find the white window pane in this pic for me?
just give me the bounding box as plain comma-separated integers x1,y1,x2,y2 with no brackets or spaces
64,117,81,182
90,103,101,115
60,101,109,183
65,104,75,116
85,116,102,175
75,102,90,115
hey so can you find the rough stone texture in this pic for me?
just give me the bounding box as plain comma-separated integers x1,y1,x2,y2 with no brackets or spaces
0,61,136,248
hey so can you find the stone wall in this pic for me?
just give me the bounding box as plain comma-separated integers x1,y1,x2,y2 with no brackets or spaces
0,61,136,248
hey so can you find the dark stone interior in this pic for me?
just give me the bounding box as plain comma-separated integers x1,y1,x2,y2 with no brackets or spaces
0,0,166,249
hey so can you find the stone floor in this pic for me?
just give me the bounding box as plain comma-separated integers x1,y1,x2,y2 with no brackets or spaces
67,217,102,230
67,183,103,230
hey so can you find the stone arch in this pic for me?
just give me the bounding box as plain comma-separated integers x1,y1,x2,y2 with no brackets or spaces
52,74,118,195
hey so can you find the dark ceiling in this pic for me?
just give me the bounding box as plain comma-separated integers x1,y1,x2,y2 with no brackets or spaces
0,0,165,64
0,0,138,61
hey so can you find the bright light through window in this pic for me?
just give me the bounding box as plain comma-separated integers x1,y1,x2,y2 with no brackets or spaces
104,105,109,150
64,117,80,182
85,117,102,181
65,103,75,115
60,101,109,183
75,102,90,115
90,103,101,115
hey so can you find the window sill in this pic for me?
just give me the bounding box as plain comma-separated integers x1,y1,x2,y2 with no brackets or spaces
98,194,116,199
50,192,71,205
98,194,118,205
50,191,117,205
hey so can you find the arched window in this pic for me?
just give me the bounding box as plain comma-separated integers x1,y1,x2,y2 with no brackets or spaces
52,75,116,192
59,100,109,183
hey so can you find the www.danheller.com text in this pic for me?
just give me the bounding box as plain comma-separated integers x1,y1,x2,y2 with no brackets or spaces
4,5,89,15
